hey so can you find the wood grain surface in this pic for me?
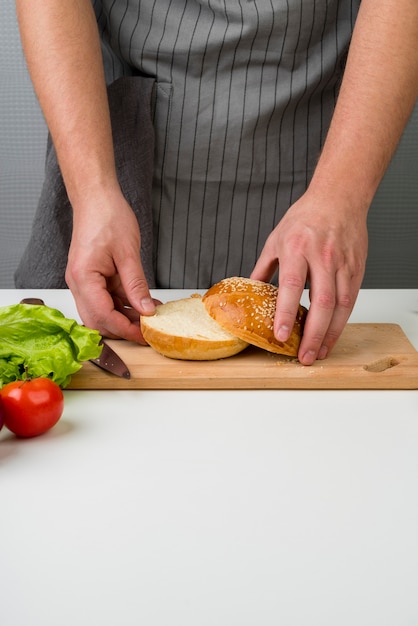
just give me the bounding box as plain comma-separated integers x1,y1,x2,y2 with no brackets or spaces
66,324,418,390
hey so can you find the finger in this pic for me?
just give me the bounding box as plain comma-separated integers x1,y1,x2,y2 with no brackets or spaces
250,238,279,283
82,301,143,342
70,275,145,342
111,297,163,345
114,298,163,319
273,253,308,343
116,254,156,316
315,268,361,360
296,271,336,365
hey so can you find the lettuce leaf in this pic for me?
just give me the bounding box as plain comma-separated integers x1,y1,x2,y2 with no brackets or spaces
0,304,103,388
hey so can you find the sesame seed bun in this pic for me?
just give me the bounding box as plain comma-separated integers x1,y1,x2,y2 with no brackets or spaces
202,277,307,357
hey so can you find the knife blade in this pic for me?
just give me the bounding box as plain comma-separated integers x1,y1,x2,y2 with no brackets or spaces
19,298,131,379
90,339,131,379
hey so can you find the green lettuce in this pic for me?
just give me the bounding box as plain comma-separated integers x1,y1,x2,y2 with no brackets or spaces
0,303,103,388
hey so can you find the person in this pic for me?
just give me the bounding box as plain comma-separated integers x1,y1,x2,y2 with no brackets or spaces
15,0,418,365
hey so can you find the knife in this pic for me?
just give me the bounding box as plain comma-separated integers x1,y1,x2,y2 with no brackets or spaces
19,298,131,379
90,339,131,379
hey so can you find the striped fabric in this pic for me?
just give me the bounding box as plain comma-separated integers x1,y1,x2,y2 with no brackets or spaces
94,0,361,288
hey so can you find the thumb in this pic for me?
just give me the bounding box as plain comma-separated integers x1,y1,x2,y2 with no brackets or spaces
121,258,156,316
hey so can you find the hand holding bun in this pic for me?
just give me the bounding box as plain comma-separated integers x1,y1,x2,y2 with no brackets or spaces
141,277,307,360
202,277,307,357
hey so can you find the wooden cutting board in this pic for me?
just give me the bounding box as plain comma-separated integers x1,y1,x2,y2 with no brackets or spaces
66,323,418,390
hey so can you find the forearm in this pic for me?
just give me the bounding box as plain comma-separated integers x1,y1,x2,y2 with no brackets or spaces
16,0,117,208
309,0,418,214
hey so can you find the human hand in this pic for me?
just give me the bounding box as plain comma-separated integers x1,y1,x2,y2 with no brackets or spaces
251,190,368,365
65,191,157,343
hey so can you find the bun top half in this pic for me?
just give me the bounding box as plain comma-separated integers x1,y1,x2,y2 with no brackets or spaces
202,277,307,357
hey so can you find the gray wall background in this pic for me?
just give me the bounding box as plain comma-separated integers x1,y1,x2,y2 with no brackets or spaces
1,1,47,288
1,0,417,288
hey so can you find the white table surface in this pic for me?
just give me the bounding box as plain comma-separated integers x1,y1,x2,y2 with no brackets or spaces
1,289,418,626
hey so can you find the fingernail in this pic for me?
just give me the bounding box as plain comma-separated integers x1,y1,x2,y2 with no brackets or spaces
141,297,156,314
318,345,328,360
301,349,316,366
277,325,290,342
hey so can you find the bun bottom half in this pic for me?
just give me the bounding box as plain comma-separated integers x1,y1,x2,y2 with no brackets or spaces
140,295,249,360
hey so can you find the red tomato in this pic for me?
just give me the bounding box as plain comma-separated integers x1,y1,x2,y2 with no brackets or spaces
0,396,4,432
0,378,64,438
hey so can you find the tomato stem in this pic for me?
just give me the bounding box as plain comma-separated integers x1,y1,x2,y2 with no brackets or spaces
21,365,31,384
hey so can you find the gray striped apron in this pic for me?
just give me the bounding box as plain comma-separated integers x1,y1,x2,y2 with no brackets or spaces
15,0,361,290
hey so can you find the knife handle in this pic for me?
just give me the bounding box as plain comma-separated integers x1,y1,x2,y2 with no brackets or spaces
20,298,45,305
